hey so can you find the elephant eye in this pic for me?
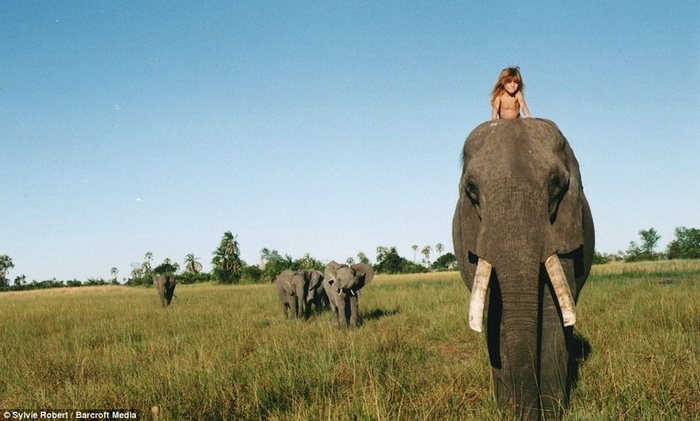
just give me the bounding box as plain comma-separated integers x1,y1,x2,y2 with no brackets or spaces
548,172,569,200
466,179,480,205
548,174,562,199
547,172,569,221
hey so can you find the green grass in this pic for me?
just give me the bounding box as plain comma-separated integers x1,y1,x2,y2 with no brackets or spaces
0,267,698,420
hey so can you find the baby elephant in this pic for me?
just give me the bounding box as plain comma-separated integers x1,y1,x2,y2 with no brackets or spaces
323,261,374,328
153,274,176,307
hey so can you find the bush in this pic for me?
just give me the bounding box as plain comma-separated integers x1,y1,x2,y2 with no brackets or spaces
432,252,457,270
666,227,700,259
240,265,263,284
177,272,211,285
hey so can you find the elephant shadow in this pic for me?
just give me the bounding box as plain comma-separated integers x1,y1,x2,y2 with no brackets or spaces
568,329,593,394
361,307,401,324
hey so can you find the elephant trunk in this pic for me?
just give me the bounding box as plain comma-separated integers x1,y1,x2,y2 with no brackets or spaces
490,251,543,419
474,181,549,417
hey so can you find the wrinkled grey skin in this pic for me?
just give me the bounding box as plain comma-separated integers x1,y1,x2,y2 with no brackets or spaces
323,261,374,328
452,119,594,420
301,269,329,315
275,269,325,319
153,274,176,307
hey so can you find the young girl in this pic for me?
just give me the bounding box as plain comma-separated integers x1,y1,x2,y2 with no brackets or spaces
490,67,531,120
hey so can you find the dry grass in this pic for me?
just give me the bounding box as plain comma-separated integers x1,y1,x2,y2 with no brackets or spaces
0,264,697,420
590,259,700,277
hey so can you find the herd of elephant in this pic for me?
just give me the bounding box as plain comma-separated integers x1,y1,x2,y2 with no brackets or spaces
152,119,595,420
274,261,374,328
153,261,374,329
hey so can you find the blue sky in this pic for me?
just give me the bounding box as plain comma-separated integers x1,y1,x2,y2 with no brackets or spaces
1,1,698,282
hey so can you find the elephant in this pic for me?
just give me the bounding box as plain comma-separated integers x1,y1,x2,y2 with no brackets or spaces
274,269,325,319
153,274,176,307
323,261,374,328
452,119,594,420
301,269,329,315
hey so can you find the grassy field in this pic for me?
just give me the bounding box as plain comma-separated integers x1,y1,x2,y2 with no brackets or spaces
0,261,698,420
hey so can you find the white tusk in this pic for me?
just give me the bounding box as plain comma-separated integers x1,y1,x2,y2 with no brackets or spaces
545,254,577,327
468,258,492,332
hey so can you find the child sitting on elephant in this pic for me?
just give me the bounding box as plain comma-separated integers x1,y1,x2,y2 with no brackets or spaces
490,67,532,120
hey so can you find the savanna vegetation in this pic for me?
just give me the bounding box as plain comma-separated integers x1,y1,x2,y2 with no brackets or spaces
0,231,458,290
3,226,699,292
0,260,697,420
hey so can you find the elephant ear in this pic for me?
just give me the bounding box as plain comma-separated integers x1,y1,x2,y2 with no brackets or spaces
309,270,324,291
547,129,585,256
350,263,374,290
277,270,296,295
452,132,483,291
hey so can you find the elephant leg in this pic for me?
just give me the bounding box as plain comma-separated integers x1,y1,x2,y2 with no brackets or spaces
348,295,359,327
158,287,167,307
299,296,308,319
290,298,299,318
281,303,290,319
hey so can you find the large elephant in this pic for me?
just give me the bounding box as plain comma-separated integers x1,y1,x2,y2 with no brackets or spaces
452,119,594,420
275,269,325,319
153,274,176,307
323,261,374,328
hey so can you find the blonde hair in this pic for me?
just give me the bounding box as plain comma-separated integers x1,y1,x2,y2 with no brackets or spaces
490,67,525,105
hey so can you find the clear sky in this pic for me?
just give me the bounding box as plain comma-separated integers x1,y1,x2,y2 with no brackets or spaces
1,1,698,282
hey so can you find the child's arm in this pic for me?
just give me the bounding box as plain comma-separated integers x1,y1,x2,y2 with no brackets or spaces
517,92,531,118
491,97,500,120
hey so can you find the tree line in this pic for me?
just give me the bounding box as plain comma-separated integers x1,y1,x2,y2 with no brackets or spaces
594,226,700,263
2,226,699,291
126,232,457,286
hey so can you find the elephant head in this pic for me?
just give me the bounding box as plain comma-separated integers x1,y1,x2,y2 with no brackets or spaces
452,119,594,419
323,261,374,328
153,274,176,307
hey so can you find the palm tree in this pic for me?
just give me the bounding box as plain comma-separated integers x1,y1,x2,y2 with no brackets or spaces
0,254,15,290
212,231,242,283
142,251,154,276
110,267,118,283
421,245,432,267
435,243,445,257
412,245,418,263
184,253,203,274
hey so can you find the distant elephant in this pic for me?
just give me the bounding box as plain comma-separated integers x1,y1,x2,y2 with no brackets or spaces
153,274,176,307
452,119,594,420
275,269,326,319
323,261,374,328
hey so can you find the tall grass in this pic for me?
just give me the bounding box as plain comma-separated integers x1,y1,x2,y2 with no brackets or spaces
0,266,697,420
590,259,700,277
